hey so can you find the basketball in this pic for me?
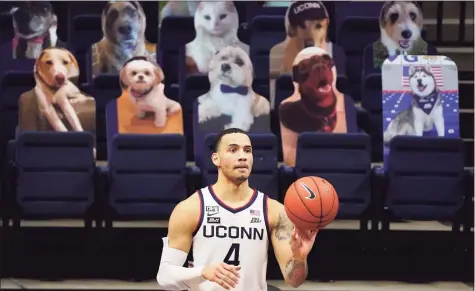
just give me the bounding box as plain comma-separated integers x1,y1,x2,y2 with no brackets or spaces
284,176,339,230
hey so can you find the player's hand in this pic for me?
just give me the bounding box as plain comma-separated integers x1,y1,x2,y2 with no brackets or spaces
201,262,241,290
290,228,318,260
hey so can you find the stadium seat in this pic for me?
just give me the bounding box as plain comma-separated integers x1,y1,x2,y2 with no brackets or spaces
91,74,121,160
0,72,35,152
180,74,210,161
281,132,372,218
0,13,13,46
200,133,280,200
107,134,188,219
159,16,195,99
68,15,102,86
361,73,383,161
384,136,465,223
249,15,286,81
14,131,95,221
337,17,380,101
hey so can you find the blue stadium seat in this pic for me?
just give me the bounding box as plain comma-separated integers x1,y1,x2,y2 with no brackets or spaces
68,15,102,86
0,72,35,150
201,133,279,200
337,17,380,101
180,74,210,161
284,132,372,218
14,131,95,219
159,16,195,99
91,74,121,160
385,136,465,222
107,134,188,219
361,73,383,161
249,15,285,81
0,13,13,46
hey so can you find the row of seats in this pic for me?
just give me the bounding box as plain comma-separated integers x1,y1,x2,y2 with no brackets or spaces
1,71,473,165
1,131,473,229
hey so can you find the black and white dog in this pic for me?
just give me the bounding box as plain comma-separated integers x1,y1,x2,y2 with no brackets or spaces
384,65,445,143
6,2,65,59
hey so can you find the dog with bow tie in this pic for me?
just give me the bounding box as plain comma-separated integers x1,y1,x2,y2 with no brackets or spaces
197,46,270,131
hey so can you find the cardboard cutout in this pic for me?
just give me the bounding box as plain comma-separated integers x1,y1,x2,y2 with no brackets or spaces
194,46,271,160
106,56,183,137
91,1,156,77
279,47,347,167
372,1,428,69
269,1,332,76
185,1,249,75
8,2,67,60
382,55,460,163
18,47,96,137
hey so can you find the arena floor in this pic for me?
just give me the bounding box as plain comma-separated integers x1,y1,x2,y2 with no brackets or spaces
1,279,472,291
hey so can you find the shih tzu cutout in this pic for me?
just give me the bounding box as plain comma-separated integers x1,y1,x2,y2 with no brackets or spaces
197,46,270,132
185,1,249,74
120,57,181,128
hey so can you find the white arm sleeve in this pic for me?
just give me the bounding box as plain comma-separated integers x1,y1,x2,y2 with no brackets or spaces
157,237,205,290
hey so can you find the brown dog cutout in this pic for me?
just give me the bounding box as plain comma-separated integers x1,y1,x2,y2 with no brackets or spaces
92,1,156,77
279,47,347,167
18,48,96,155
270,1,332,77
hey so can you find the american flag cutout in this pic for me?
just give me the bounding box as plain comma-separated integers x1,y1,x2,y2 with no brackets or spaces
401,66,444,88
250,210,260,216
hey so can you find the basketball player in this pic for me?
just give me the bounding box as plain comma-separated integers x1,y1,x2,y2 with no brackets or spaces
157,128,317,291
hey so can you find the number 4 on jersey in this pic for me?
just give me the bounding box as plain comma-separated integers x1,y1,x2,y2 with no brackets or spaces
223,243,240,266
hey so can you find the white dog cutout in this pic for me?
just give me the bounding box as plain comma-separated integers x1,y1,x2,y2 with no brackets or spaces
120,57,181,128
197,46,270,131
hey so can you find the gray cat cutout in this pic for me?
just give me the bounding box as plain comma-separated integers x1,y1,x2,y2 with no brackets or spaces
185,1,249,75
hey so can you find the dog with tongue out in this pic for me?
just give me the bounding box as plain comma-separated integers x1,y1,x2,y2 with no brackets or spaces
372,1,430,68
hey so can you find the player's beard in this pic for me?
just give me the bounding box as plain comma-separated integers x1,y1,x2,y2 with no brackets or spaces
235,174,248,182
224,170,249,184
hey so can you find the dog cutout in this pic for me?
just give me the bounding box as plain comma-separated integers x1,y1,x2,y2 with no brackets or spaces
279,47,348,167
196,46,270,131
372,1,429,68
112,56,183,134
269,1,333,76
7,2,66,59
185,1,249,75
381,55,460,164
17,48,96,154
92,1,156,77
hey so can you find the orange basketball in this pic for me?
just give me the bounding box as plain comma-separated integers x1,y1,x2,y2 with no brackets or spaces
284,176,339,230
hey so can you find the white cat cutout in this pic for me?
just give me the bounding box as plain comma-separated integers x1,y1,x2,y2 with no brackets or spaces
185,1,249,74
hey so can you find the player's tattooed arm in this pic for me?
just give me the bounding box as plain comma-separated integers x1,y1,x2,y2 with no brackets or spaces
274,211,294,241
284,258,308,288
274,211,308,287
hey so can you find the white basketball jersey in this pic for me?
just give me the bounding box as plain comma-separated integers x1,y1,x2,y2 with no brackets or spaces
191,186,270,291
